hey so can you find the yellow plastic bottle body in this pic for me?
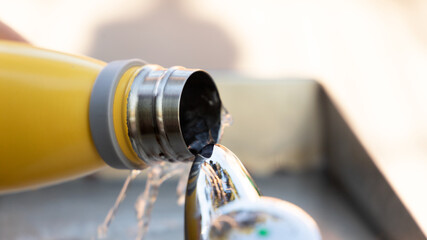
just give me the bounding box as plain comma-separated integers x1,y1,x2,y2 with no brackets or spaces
0,41,109,193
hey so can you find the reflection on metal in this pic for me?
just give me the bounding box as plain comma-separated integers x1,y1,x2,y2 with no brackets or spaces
185,144,321,240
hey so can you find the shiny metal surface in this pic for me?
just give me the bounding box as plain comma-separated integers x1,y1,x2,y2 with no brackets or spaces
185,144,321,240
127,65,221,165
209,198,321,240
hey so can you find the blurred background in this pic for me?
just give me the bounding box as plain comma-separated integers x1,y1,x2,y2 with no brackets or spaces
0,0,427,239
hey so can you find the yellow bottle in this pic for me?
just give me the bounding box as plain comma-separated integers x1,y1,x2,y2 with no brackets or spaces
0,40,222,194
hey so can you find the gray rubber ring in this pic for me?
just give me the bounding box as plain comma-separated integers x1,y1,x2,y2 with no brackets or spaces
89,59,145,169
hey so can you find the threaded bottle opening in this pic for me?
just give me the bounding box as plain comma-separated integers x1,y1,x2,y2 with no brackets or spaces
127,65,222,165
91,60,222,169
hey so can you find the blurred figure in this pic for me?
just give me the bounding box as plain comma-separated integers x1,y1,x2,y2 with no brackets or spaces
0,21,27,42
89,0,238,69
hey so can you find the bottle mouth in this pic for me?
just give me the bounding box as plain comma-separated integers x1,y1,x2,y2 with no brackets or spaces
179,71,222,155
127,65,222,165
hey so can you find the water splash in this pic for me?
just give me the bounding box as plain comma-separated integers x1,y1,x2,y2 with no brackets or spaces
97,170,141,239
134,162,189,240
96,163,190,240
219,106,233,141
176,164,191,206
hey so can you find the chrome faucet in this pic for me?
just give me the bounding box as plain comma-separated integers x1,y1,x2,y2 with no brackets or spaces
185,144,322,240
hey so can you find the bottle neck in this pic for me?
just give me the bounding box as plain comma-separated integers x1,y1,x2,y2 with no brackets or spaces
90,60,222,170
